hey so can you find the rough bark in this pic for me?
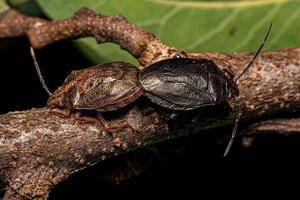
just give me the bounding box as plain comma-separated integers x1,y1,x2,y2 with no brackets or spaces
0,106,168,199
0,8,299,200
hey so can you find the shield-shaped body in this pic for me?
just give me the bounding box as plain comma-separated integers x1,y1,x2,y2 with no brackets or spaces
139,58,231,110
47,62,144,112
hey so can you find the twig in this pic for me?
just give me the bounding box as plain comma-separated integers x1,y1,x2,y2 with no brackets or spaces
0,9,47,38
0,8,182,67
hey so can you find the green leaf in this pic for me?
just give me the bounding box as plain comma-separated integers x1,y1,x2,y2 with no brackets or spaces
36,0,300,64
0,0,9,12
0,1,10,49
8,0,43,16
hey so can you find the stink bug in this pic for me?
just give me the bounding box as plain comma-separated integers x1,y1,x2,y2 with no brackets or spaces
30,48,144,113
46,62,143,112
31,48,145,130
139,23,272,156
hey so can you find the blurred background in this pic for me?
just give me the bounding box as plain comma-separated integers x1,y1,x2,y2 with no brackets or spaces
0,0,299,198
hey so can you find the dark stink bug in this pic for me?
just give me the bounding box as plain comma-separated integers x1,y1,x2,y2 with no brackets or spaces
140,58,239,155
139,58,238,111
139,23,272,156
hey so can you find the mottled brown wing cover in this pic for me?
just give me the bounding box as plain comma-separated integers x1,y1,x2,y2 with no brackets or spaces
47,62,143,111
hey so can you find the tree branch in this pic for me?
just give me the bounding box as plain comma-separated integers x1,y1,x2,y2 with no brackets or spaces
0,8,181,67
0,106,169,199
0,9,47,38
0,8,299,200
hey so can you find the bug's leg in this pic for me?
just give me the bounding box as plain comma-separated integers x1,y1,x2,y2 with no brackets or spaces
96,111,142,133
74,111,81,119
73,111,101,124
96,112,127,130
97,112,112,130
48,107,72,118
155,108,181,121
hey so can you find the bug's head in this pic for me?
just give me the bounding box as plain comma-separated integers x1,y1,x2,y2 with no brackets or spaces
47,80,76,109
47,69,100,109
47,87,68,108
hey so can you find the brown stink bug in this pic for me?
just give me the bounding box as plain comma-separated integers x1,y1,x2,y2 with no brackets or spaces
31,47,144,129
46,62,143,112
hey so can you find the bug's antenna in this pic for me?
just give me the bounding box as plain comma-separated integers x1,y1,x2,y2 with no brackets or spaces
30,46,52,96
234,22,272,82
223,97,241,157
